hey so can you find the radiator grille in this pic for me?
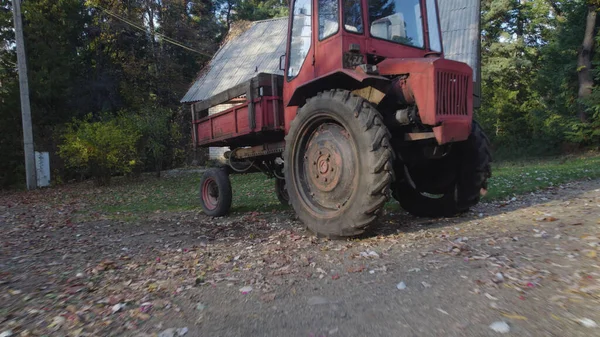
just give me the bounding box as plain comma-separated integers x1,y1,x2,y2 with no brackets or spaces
436,71,469,116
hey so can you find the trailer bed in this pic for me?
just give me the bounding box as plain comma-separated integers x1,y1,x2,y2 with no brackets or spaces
191,73,284,148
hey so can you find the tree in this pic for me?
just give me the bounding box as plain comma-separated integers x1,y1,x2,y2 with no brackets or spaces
0,0,225,188
577,2,599,122
133,105,181,177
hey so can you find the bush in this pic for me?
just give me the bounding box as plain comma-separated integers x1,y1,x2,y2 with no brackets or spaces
132,106,181,177
57,115,141,186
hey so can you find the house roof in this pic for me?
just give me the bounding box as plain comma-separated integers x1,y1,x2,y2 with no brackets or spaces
181,0,480,104
180,17,287,104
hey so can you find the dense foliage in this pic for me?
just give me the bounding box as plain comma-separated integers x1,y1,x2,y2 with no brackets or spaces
0,0,287,187
480,0,600,158
58,114,141,185
1,0,600,188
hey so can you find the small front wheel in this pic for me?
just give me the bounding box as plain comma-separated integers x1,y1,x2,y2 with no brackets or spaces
199,168,232,216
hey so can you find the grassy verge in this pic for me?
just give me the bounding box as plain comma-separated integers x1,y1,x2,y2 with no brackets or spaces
485,154,600,200
87,172,284,215
79,154,600,216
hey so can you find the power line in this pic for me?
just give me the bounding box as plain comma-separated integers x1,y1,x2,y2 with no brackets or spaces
95,5,214,58
99,6,211,57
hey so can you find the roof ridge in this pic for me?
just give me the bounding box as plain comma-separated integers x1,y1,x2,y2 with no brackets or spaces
251,16,288,24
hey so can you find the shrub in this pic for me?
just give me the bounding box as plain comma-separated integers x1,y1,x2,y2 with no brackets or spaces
57,115,141,186
132,106,176,177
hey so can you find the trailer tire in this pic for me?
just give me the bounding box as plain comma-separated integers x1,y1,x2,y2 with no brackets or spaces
395,121,492,217
199,168,232,217
284,90,394,237
275,178,289,205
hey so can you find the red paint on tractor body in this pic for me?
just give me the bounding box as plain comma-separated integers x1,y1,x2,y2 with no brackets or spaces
377,57,473,143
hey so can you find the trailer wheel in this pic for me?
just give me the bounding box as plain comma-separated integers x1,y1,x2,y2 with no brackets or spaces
284,90,394,237
199,168,232,217
395,121,492,217
275,178,289,205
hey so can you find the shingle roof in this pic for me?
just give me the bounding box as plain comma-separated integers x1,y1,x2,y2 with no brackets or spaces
181,0,480,104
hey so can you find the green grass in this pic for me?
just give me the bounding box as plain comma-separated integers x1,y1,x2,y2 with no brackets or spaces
73,154,600,217
484,154,600,200
84,172,285,215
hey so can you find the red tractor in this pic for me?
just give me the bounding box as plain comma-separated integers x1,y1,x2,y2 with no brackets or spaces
191,0,491,237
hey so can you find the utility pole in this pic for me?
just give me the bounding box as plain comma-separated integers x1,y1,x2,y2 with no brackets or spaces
12,0,37,190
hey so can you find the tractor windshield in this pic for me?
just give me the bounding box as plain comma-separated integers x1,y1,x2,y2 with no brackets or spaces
368,0,425,48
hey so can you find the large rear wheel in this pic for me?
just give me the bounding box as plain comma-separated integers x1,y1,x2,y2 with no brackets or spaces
395,121,492,217
284,90,394,237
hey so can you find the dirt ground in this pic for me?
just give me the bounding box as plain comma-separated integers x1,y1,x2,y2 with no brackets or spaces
1,179,600,337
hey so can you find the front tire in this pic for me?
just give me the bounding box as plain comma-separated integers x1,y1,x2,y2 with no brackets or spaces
395,121,492,217
199,168,232,217
284,90,394,237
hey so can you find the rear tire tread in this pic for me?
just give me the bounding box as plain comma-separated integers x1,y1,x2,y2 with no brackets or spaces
284,90,394,236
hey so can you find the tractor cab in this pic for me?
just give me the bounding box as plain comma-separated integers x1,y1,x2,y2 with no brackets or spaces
285,0,443,76
283,0,474,145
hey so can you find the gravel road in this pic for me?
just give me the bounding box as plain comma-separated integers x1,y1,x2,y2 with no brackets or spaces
1,179,599,336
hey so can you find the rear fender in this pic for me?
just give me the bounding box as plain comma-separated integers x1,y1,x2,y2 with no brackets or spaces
287,69,390,107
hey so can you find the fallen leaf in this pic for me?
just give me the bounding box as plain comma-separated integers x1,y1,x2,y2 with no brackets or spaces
112,303,125,314
501,313,528,320
260,293,276,302
585,250,597,258
347,265,365,273
576,318,598,328
49,316,66,329
485,293,498,301
239,286,253,294
436,308,449,315
536,216,558,222
140,302,153,313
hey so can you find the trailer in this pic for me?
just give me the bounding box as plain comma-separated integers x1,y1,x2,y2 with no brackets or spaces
191,73,290,214
184,0,491,237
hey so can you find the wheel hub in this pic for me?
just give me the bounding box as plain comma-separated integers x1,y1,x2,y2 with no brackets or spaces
307,146,342,192
298,123,356,211
202,178,219,210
